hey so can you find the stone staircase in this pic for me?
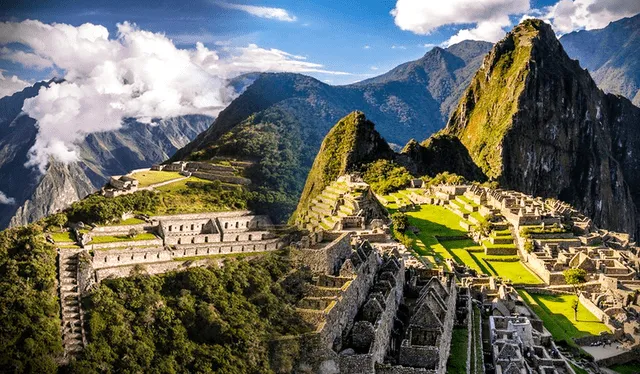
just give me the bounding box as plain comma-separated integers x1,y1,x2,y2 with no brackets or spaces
301,181,355,231
58,249,86,360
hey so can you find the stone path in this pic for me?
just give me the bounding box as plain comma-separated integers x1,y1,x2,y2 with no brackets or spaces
58,249,86,360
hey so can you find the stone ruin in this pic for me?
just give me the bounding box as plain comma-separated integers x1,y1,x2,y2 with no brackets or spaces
287,228,458,373
296,174,389,233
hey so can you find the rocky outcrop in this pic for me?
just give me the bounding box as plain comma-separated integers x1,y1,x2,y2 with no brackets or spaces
446,19,640,237
9,161,94,227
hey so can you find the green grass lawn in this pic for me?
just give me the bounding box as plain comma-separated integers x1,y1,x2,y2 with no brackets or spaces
446,327,469,374
88,232,158,244
609,362,640,374
50,231,75,243
519,291,610,344
130,170,183,187
439,238,542,284
406,205,467,237
154,176,214,193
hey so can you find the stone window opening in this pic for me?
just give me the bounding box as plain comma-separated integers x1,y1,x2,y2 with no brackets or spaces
248,234,252,241
225,222,228,229
168,225,172,232
104,257,108,263
235,235,239,242
157,253,160,259
205,236,209,243
235,222,239,228
117,255,120,261
180,225,184,231
191,237,195,244
178,238,181,245
191,224,194,230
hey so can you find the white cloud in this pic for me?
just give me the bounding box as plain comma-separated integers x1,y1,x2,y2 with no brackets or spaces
0,47,53,69
0,190,15,205
363,45,371,49
215,1,296,22
370,66,379,70
541,0,640,34
391,45,407,50
0,20,344,172
193,42,349,78
0,70,31,98
391,0,530,44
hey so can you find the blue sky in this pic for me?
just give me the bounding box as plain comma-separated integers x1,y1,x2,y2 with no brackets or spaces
1,0,639,173
0,0,613,86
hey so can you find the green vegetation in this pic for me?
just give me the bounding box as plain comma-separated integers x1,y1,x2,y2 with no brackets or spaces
446,327,469,374
0,224,62,372
66,190,158,225
87,232,157,244
423,171,467,187
391,212,409,232
292,111,391,223
446,20,542,178
104,217,146,226
362,159,413,194
471,306,483,374
155,179,251,216
49,230,75,243
610,362,640,374
130,170,183,187
70,250,313,373
518,291,610,346
520,224,568,238
439,239,542,284
564,268,587,288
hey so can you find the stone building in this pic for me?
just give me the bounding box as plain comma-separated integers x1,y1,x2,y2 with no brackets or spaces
490,315,573,374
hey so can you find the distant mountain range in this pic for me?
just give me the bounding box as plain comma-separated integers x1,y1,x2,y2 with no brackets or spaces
0,84,211,229
561,13,640,106
4,12,640,230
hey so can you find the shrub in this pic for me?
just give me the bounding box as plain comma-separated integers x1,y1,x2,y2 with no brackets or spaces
362,159,413,195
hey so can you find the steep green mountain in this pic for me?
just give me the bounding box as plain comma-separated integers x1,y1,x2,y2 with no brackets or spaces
172,40,492,159
561,13,640,106
446,19,640,237
292,111,394,222
0,83,211,229
171,42,492,221
292,111,484,223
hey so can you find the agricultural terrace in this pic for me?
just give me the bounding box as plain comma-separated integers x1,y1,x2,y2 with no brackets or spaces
383,190,542,284
129,170,184,187
519,291,610,345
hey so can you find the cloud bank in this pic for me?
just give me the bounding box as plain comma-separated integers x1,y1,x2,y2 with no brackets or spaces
0,191,16,205
215,1,296,22
543,0,640,33
0,71,30,98
391,0,530,46
0,20,343,172
391,0,640,46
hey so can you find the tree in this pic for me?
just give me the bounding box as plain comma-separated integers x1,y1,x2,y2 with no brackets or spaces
391,212,409,233
564,268,587,298
473,218,492,237
128,228,139,239
48,213,68,231
571,299,579,321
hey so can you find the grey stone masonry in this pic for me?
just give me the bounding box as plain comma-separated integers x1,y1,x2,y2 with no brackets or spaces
58,248,87,361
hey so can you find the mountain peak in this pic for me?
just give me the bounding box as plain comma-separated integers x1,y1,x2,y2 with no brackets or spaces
291,111,393,223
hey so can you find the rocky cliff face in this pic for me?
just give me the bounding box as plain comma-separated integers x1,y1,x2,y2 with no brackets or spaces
0,83,211,229
446,19,640,237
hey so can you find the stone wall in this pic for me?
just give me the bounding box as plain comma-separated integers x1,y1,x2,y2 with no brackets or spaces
191,171,251,185
595,347,640,367
86,238,163,251
91,223,151,235
301,233,353,275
